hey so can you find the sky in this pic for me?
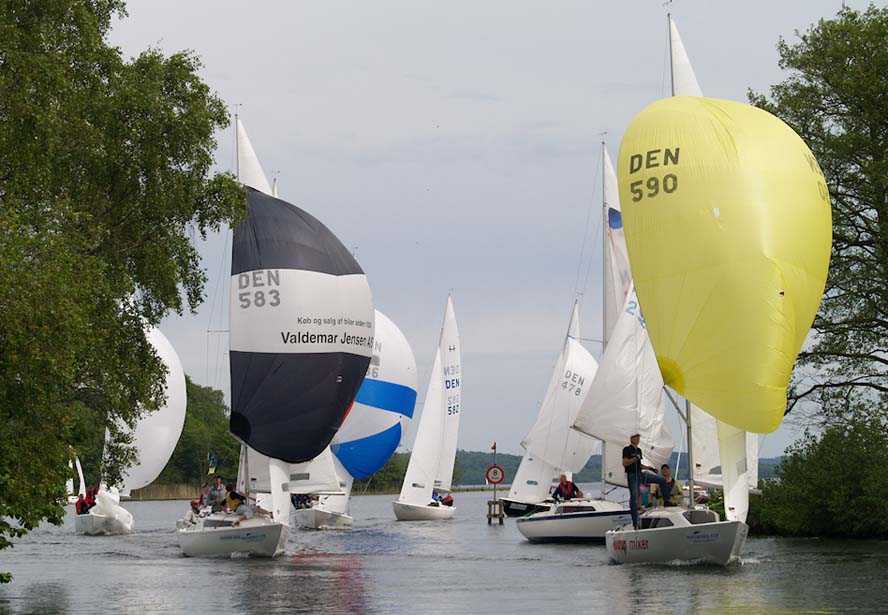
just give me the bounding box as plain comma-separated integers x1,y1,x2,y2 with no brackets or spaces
109,0,869,459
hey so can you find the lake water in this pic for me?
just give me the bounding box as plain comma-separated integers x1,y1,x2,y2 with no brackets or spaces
2,489,887,615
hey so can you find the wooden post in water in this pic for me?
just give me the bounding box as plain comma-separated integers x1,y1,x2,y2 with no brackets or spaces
486,442,505,525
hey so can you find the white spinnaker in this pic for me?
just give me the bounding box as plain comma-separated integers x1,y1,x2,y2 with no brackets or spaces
119,328,187,496
522,339,600,473
603,146,633,340
236,118,273,194
669,15,703,98
507,453,560,503
398,350,445,506
671,15,757,493
434,297,461,492
572,286,674,472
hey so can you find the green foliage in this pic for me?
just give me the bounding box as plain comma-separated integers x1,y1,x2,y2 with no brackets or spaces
154,378,240,485
352,453,409,494
756,416,888,537
750,5,888,420
0,0,245,578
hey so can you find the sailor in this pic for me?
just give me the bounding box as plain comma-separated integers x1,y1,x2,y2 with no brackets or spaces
649,464,683,507
197,482,210,508
204,475,226,512
623,433,671,529
551,474,583,501
75,494,87,515
429,490,442,507
441,493,454,507
183,499,202,526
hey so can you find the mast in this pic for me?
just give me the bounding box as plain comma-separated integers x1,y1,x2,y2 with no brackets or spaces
599,140,608,500
686,398,694,507
667,14,675,97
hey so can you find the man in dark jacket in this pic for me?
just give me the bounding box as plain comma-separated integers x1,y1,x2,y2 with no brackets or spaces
623,433,670,529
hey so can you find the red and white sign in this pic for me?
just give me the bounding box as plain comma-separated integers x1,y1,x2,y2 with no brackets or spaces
486,465,505,484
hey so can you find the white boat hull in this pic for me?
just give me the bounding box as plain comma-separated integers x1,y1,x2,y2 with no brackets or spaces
393,501,456,521
516,501,631,543
74,510,132,536
177,515,287,558
294,507,353,530
606,516,748,566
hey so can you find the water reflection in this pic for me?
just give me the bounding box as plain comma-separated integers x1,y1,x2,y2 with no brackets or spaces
237,553,369,615
0,582,69,615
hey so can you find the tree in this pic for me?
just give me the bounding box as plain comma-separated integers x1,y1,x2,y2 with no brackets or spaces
154,378,240,485
756,416,888,537
0,0,244,579
750,5,888,423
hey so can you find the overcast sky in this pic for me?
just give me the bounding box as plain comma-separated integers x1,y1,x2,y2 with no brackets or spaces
110,0,869,458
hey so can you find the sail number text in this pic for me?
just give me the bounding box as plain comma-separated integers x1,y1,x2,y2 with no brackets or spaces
237,270,281,309
445,364,460,414
628,147,680,202
561,369,585,396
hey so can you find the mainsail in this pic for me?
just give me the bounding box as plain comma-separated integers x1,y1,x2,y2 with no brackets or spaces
398,296,461,505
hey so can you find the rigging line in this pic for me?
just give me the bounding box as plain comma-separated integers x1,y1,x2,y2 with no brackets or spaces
661,22,671,99
571,146,603,300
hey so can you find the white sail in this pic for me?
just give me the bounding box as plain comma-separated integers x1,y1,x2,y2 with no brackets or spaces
602,441,630,488
433,296,461,492
288,447,341,494
74,457,86,497
236,119,273,194
716,422,754,524
315,456,354,516
507,453,560,504
522,338,599,473
669,15,703,97
244,446,340,494
267,458,291,526
119,328,187,496
398,350,445,506
603,146,632,341
572,286,674,471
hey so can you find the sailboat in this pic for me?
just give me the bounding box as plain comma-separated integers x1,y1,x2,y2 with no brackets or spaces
393,296,461,521
177,118,375,556
294,310,418,529
600,15,831,566
505,145,634,519
75,327,187,535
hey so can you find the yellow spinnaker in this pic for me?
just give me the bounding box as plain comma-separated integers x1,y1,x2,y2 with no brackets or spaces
618,97,831,434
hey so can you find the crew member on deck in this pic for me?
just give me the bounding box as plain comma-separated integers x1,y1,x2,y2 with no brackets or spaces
551,474,583,501
649,463,683,507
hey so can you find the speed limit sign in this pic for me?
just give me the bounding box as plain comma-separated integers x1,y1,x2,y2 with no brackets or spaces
486,465,505,484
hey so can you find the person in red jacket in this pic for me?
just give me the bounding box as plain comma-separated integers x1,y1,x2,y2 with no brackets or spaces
551,474,583,501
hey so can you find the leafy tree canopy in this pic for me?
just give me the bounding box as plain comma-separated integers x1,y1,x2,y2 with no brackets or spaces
750,4,888,422
0,0,244,579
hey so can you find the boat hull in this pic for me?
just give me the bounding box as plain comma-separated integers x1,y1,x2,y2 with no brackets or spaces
393,501,456,521
177,517,287,558
516,504,632,543
606,519,748,566
294,507,353,530
74,511,132,536
501,497,552,518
